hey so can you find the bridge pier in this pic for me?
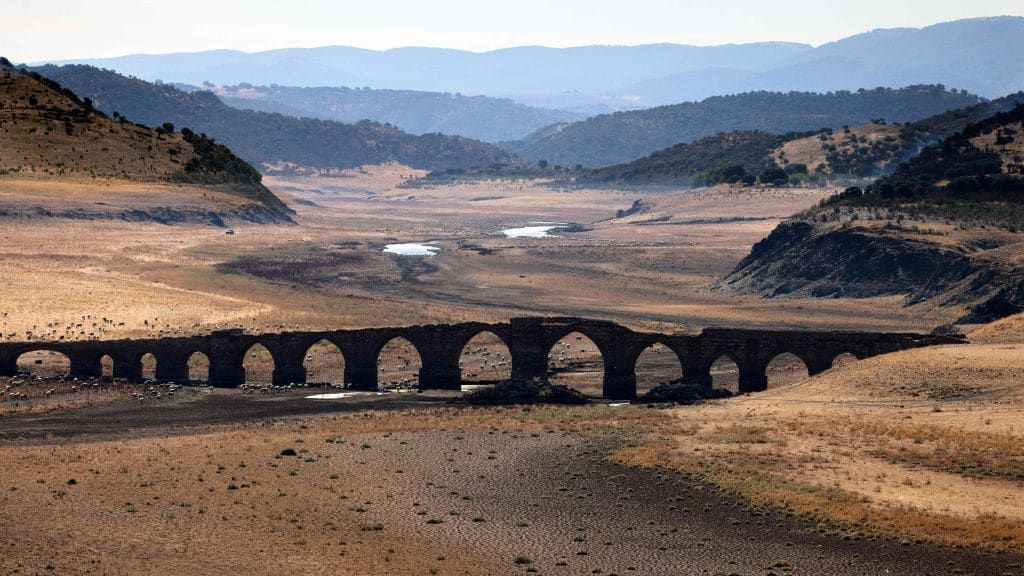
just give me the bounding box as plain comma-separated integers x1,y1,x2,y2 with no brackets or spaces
805,354,836,377
155,359,190,383
0,354,17,377
420,363,462,390
273,363,306,386
69,354,102,379
602,368,636,400
209,362,245,388
509,318,551,381
681,357,713,388
345,361,378,390
113,358,141,381
737,364,768,393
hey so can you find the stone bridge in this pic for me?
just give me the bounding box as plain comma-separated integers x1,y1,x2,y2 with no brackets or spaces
0,317,963,399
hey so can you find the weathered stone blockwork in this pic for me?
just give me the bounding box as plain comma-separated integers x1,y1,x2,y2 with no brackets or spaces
0,317,962,399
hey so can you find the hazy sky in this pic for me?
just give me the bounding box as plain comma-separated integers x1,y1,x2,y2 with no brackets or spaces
7,0,1024,62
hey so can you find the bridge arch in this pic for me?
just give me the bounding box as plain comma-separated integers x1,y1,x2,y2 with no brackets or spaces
546,331,605,396
304,339,346,386
241,343,275,385
16,349,71,378
831,352,859,369
186,351,210,383
100,354,115,378
707,352,741,393
459,330,512,384
632,341,684,396
376,336,422,390
765,352,810,388
139,352,158,380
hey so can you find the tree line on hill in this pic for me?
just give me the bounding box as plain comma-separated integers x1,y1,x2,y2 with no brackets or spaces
500,86,987,167
825,103,1024,212
571,92,1024,188
29,65,513,172
216,84,582,142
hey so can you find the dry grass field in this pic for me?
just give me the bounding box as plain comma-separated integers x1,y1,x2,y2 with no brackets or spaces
772,123,902,175
616,334,1024,554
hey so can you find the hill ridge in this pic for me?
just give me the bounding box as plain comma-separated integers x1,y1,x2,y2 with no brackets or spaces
502,86,986,167
30,64,514,172
0,59,292,223
718,102,1024,323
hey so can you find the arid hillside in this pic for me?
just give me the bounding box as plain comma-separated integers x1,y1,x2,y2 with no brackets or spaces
720,103,1024,323
0,60,292,223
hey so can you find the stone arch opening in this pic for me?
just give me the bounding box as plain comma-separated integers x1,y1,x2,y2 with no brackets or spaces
459,331,512,386
709,354,740,393
634,342,683,396
377,336,421,391
546,331,604,396
187,352,210,383
766,352,810,388
100,355,114,378
140,353,157,380
242,343,275,385
831,352,859,370
304,340,346,386
15,350,70,378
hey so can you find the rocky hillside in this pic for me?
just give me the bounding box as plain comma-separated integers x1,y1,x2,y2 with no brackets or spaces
719,103,1024,323
30,65,514,172
0,60,292,223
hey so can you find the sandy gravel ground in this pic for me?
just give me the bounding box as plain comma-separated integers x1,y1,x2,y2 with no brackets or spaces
2,402,1022,576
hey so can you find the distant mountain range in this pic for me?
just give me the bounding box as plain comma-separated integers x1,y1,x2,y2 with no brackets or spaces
31,65,513,172
502,86,986,167
43,17,1024,112
213,84,582,143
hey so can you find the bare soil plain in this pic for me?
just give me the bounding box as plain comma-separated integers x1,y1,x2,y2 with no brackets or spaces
2,166,1023,574
0,164,953,342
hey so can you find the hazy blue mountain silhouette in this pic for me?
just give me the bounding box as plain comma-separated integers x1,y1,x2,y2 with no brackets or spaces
45,17,1022,112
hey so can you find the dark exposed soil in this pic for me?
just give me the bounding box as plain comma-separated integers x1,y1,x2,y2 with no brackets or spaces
0,389,451,443
0,204,291,225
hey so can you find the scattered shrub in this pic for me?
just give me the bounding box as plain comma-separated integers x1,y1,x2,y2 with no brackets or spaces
456,379,588,406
